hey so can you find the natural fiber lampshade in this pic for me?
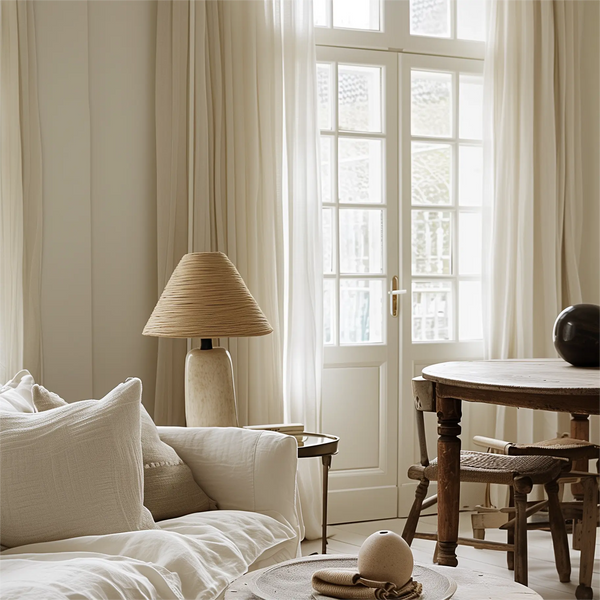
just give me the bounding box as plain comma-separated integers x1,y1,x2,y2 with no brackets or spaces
143,252,272,339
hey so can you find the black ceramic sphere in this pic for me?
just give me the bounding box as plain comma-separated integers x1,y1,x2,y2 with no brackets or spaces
553,304,600,367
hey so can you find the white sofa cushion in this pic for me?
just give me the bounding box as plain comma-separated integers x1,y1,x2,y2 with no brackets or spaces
0,370,36,413
0,378,155,548
33,383,218,521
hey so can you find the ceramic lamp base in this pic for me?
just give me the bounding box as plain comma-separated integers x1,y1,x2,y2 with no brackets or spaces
185,346,239,427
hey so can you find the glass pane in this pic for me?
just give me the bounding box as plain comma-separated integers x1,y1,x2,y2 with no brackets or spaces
340,279,383,344
411,71,452,138
459,75,483,140
459,280,482,340
323,208,334,274
314,0,328,27
338,138,383,204
412,210,452,275
324,279,336,344
333,0,380,31
458,145,483,206
410,0,450,37
457,0,486,41
458,212,482,275
317,63,333,131
412,280,452,341
320,136,333,203
411,142,452,206
340,209,383,274
338,65,382,133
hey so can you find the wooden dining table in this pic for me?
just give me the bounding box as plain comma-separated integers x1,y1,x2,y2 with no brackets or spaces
421,358,600,569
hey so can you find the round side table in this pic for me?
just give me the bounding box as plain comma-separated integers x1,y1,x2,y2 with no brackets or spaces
225,562,543,600
297,432,339,554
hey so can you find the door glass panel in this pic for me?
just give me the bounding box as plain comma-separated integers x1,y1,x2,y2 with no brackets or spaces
314,0,328,27
411,142,452,205
458,211,481,275
458,145,482,206
324,278,336,344
459,280,483,339
412,280,452,341
411,71,452,137
323,207,335,274
320,136,334,203
340,209,383,274
338,65,382,133
410,0,450,38
317,63,334,131
459,75,483,140
340,279,383,344
338,138,383,204
457,0,486,41
333,0,380,31
412,210,452,274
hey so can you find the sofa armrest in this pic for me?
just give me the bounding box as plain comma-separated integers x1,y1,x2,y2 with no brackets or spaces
158,426,301,539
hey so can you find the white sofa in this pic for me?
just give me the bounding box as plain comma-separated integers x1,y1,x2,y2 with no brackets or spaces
0,425,301,599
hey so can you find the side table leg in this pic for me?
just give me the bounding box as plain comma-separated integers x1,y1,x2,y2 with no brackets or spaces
436,396,462,567
322,454,332,554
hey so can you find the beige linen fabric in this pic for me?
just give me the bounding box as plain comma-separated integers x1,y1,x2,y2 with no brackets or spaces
312,569,423,599
33,383,217,521
0,378,155,548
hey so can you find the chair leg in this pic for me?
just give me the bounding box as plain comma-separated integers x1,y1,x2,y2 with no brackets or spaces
513,477,532,587
576,476,598,600
402,479,430,546
507,486,515,571
545,479,571,583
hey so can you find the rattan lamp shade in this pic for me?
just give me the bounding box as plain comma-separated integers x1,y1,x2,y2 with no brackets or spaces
143,252,272,339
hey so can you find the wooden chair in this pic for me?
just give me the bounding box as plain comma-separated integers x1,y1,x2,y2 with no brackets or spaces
473,434,599,599
402,377,572,589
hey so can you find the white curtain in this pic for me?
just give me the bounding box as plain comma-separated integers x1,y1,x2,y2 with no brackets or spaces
0,1,42,385
155,0,323,538
483,0,583,456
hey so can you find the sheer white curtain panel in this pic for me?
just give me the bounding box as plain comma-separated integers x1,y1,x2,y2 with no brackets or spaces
483,0,584,473
155,0,323,537
0,0,42,385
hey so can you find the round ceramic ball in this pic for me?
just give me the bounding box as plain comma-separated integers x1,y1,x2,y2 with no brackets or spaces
553,304,600,367
357,530,413,588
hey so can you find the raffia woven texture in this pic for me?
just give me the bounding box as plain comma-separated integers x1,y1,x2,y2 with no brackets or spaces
143,252,273,339
409,451,567,486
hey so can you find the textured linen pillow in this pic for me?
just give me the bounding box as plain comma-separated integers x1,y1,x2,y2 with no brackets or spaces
0,370,37,413
33,383,217,521
0,378,156,548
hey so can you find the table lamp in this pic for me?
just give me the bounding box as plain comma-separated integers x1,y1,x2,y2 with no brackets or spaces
143,252,272,427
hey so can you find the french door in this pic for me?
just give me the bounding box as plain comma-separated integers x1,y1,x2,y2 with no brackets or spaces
318,47,485,523
317,47,402,523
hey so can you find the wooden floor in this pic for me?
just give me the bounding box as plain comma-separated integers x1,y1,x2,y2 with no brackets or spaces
301,512,600,600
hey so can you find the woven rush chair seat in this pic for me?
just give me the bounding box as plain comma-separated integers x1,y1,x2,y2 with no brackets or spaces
507,437,599,461
474,434,600,461
409,451,568,486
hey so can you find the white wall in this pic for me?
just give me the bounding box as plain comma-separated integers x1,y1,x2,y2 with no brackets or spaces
35,0,158,412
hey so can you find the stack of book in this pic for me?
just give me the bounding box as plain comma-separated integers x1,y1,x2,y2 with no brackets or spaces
243,423,305,446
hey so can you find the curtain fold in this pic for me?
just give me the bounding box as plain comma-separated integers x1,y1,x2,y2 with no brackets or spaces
0,0,42,385
153,1,190,426
155,0,323,538
483,0,584,482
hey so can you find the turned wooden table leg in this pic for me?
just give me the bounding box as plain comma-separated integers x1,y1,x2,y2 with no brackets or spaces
570,413,590,501
436,395,462,567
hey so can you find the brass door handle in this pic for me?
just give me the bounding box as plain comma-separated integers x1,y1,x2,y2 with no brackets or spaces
388,276,407,317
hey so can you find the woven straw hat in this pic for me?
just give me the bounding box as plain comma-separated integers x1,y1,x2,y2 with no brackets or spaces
143,252,272,339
